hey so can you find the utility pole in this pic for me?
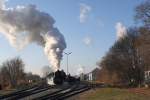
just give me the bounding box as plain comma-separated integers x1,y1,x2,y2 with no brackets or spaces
64,52,72,75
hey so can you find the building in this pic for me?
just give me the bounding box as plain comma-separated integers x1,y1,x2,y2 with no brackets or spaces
86,68,100,81
145,70,150,83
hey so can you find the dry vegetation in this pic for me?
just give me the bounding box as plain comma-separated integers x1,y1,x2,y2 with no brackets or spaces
96,0,150,87
77,88,150,100
0,57,42,90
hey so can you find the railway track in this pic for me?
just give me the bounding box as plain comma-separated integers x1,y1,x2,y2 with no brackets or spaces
0,85,53,100
0,83,94,100
0,85,40,99
53,85,90,100
33,84,90,100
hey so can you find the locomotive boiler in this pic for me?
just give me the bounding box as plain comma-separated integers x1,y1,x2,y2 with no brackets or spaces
53,70,80,85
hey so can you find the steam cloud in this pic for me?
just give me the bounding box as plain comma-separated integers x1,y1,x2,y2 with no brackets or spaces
83,36,92,46
76,64,84,75
0,0,66,71
79,3,91,23
115,22,127,40
0,0,5,9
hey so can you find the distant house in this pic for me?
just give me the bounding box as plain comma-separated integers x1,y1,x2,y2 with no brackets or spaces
79,73,85,80
145,70,150,83
86,68,100,81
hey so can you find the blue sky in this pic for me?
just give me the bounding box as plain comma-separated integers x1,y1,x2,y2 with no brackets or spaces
0,0,144,75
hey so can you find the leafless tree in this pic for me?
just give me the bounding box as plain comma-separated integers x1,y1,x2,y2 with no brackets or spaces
98,29,145,87
135,0,150,28
0,57,25,88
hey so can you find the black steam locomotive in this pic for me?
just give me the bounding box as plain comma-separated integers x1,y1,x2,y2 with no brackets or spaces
53,70,80,85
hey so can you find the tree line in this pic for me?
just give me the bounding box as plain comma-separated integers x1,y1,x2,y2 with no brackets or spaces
0,57,42,89
97,0,150,87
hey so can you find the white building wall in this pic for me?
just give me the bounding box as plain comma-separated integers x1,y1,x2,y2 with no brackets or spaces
145,70,150,81
88,73,93,81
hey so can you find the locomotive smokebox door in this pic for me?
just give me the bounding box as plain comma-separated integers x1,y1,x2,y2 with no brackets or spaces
53,70,66,85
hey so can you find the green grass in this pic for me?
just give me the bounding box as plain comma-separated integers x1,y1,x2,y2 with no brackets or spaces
80,88,149,100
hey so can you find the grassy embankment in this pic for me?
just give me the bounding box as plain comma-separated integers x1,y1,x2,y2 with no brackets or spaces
78,88,150,100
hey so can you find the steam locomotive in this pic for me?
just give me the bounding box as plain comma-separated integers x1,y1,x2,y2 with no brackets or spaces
53,70,80,85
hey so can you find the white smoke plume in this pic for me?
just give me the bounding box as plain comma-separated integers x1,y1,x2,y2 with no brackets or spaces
76,65,84,75
115,22,127,40
83,36,92,46
0,0,66,71
79,3,91,23
41,66,53,77
0,0,5,9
